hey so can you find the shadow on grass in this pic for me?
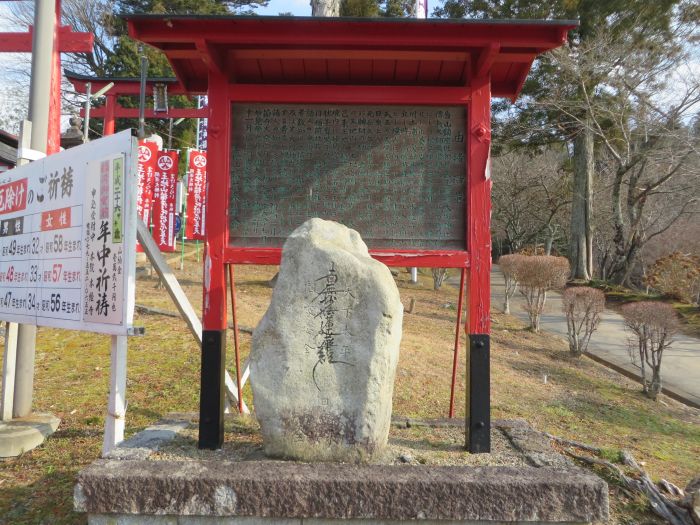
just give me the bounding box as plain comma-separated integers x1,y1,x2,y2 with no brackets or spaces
0,469,82,525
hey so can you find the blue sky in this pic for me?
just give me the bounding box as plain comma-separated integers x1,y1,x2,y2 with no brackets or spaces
255,0,311,16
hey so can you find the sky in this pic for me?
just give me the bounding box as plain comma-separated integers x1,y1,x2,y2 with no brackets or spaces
256,0,311,16
0,1,315,134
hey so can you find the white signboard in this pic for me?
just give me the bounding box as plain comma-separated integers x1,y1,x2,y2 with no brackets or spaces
0,130,137,335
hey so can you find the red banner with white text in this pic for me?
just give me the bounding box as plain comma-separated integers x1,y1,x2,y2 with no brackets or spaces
185,149,207,240
136,141,158,226
152,150,179,252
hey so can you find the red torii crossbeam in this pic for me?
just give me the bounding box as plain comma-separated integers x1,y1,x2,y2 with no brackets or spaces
64,69,207,135
0,1,93,153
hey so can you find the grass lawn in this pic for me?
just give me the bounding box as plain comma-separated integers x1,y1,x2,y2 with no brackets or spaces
1,247,698,524
589,280,700,338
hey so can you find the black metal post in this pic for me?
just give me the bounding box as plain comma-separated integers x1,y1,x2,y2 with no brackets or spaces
198,330,226,449
467,334,490,453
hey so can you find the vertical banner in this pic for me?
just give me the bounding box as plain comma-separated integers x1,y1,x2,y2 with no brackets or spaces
136,141,158,226
83,156,127,324
185,149,207,240
152,150,179,252
416,0,427,18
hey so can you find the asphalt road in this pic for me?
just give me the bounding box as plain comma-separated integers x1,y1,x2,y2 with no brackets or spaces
490,266,700,407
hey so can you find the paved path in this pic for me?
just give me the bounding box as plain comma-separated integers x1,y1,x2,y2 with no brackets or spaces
490,266,700,407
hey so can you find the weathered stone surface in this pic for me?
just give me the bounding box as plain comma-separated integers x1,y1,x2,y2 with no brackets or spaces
75,459,608,523
251,218,403,461
88,516,590,525
104,416,190,460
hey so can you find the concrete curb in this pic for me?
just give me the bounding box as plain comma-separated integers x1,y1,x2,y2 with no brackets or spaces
583,351,700,410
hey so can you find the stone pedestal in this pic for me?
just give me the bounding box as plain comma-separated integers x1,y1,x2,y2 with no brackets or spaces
74,416,609,525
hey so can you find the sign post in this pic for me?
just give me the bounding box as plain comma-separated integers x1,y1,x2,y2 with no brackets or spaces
0,130,139,454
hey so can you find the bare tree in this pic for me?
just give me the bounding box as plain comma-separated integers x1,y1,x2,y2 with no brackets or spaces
7,0,117,77
431,268,448,290
543,28,700,286
561,287,605,356
498,254,523,314
622,301,679,400
645,252,700,305
491,148,571,255
311,0,340,16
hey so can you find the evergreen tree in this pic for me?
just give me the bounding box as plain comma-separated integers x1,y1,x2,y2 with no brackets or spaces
99,0,266,148
340,0,413,17
434,0,693,282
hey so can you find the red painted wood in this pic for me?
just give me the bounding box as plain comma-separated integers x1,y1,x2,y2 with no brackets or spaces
82,107,208,119
202,71,230,331
326,59,351,83
233,59,262,83
394,60,421,83
127,17,572,54
0,25,93,53
416,60,443,84
103,94,116,135
349,59,373,83
467,77,492,335
126,17,575,99
224,247,469,268
228,84,470,105
303,59,328,82
47,0,62,155
66,76,189,95
438,60,465,84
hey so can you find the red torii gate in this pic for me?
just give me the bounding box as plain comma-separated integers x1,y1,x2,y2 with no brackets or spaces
0,0,93,153
64,69,208,136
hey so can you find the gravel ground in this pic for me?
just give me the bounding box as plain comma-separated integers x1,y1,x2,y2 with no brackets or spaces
151,415,531,467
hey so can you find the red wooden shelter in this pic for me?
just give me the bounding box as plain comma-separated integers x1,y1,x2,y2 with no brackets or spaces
126,15,575,452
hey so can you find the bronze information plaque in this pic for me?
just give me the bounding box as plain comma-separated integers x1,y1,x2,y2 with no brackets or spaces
230,103,466,250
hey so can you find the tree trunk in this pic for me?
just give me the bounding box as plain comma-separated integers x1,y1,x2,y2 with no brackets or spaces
647,369,662,400
570,126,594,280
310,0,339,16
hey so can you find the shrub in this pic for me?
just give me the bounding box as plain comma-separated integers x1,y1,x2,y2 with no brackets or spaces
645,252,700,305
432,268,449,290
622,301,679,400
499,254,525,314
517,256,570,332
561,287,605,357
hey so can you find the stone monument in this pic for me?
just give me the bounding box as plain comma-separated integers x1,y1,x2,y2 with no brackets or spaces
251,218,403,461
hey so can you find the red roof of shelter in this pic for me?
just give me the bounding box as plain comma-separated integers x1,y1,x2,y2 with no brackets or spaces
126,15,577,100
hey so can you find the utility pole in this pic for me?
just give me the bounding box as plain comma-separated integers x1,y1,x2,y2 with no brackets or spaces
13,0,56,419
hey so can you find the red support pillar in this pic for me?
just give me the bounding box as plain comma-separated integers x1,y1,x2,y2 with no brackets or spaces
466,75,492,453
47,0,62,154
103,94,116,136
198,70,230,449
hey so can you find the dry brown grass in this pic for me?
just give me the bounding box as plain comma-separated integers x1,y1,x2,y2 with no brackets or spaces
0,253,697,524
